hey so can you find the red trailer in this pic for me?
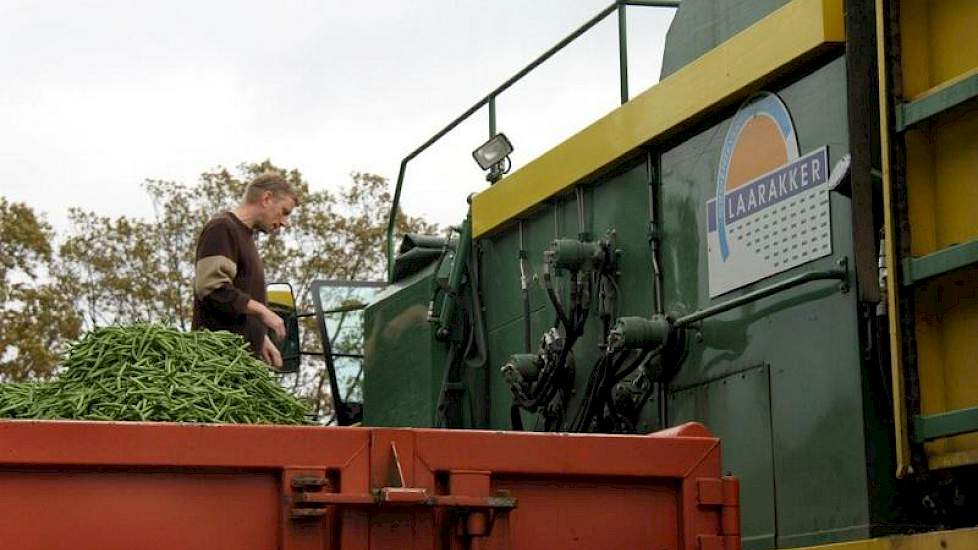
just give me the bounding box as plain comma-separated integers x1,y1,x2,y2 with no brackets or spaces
0,420,738,549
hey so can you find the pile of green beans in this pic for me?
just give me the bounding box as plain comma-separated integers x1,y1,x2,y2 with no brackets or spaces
0,325,310,424
0,382,47,418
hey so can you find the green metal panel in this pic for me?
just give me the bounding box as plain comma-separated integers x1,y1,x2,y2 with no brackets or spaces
362,265,446,427
485,305,550,429
480,208,561,429
660,0,792,78
589,163,657,320
655,55,901,547
480,160,663,431
670,365,777,550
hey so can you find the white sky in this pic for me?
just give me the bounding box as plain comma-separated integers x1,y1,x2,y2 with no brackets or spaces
0,1,674,231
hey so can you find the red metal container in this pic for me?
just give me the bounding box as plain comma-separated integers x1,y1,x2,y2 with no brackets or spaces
0,421,739,549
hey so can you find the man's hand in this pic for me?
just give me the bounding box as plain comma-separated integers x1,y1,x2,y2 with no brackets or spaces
260,307,286,342
261,335,283,369
248,299,286,341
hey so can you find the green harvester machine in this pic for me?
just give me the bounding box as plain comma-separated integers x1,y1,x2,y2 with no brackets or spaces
280,1,978,549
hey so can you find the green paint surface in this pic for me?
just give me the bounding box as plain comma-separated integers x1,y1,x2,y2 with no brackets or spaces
362,265,446,428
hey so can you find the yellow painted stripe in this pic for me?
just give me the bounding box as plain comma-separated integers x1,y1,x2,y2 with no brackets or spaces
788,527,978,550
471,0,845,238
875,0,910,479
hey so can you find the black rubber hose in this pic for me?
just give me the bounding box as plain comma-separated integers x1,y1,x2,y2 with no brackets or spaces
544,273,572,330
510,405,524,430
568,353,607,432
522,301,590,413
522,287,532,353
463,252,488,369
522,266,581,410
612,348,658,384
522,328,579,409
573,351,629,432
593,350,653,430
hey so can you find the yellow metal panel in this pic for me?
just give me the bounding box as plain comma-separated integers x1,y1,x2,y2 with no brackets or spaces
917,269,978,465
470,0,845,238
923,1,978,92
932,109,978,248
904,130,937,256
900,0,978,97
928,447,978,470
897,1,931,99
789,527,978,550
925,114,978,464
898,0,978,469
931,109,978,459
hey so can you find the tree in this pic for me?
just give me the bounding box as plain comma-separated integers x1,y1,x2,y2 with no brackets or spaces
57,161,436,420
0,198,82,381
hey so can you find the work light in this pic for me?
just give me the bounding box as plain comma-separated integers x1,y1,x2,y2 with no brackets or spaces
472,133,514,171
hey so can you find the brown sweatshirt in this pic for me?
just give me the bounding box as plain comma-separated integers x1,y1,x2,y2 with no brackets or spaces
191,212,266,355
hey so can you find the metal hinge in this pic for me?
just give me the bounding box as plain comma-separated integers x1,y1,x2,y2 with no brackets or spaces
696,476,742,550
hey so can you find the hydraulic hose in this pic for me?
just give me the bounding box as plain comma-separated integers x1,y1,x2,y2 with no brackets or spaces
521,283,532,353
571,350,629,432
544,270,571,329
463,252,488,369
521,280,590,412
613,348,658,384
464,249,490,428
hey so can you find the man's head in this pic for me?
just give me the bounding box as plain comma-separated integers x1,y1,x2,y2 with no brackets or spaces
242,172,299,234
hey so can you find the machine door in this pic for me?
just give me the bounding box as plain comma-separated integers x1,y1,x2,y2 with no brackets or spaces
309,279,385,425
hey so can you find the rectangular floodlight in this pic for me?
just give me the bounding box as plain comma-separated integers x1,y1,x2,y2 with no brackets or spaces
472,133,514,170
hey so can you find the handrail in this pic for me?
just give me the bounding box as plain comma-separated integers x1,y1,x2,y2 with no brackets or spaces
673,260,848,328
385,0,680,282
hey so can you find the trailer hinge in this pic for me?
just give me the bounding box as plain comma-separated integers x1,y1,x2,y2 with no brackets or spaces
696,476,741,550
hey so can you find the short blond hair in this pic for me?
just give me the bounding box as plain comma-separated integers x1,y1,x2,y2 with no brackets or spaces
244,172,300,205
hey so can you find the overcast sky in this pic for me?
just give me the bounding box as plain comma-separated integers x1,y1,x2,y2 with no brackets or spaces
1,1,675,231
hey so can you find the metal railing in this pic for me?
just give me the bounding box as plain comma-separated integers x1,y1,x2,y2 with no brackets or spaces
673,260,849,328
385,0,681,282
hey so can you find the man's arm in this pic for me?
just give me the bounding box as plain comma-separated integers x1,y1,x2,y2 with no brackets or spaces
247,299,285,341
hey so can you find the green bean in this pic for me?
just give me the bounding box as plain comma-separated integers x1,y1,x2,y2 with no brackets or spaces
0,324,310,425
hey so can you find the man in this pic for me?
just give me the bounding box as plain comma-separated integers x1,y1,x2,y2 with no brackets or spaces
192,172,298,368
